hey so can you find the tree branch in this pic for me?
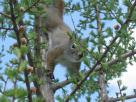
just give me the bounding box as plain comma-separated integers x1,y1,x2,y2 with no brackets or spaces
0,27,13,30
109,94,136,102
24,0,41,12
17,15,41,96
98,71,109,102
9,0,32,101
0,12,11,18
9,0,21,46
27,52,41,96
102,49,136,69
94,49,136,71
52,79,72,91
124,0,136,24
35,15,54,102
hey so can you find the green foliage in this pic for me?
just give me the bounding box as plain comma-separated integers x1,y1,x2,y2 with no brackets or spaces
32,97,45,102
5,67,18,81
4,88,27,98
0,95,10,102
20,45,28,56
18,60,28,72
12,47,22,58
84,57,90,67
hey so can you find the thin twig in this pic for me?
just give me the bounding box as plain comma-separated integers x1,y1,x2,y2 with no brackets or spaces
0,27,13,30
3,77,9,92
109,94,136,102
70,13,76,31
12,80,17,102
117,81,124,102
9,0,20,46
27,52,41,96
24,0,41,12
0,12,11,18
124,0,136,24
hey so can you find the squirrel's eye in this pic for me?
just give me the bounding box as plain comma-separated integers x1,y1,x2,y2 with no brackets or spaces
71,43,76,49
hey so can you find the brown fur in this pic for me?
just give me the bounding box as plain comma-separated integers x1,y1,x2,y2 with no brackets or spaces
43,0,83,79
54,0,64,18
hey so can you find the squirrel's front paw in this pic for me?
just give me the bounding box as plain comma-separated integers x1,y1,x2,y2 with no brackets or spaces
46,69,55,79
49,73,55,79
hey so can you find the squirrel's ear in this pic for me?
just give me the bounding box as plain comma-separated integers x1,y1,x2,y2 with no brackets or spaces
54,0,64,18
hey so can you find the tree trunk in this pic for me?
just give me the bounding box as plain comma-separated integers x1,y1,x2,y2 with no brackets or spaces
40,77,54,102
35,16,54,102
99,71,109,102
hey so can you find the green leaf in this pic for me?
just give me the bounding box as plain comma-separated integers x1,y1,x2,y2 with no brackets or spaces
15,88,27,98
20,45,28,56
13,47,21,58
123,0,131,6
0,16,4,22
86,96,91,102
4,88,27,98
5,67,18,81
106,27,113,36
101,63,109,69
4,89,14,97
0,95,10,102
10,58,19,65
18,60,28,72
84,57,90,67
33,97,45,102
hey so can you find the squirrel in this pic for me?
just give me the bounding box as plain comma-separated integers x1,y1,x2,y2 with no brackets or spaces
42,0,83,79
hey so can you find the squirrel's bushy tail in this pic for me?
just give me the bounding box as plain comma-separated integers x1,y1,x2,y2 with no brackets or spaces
53,0,64,19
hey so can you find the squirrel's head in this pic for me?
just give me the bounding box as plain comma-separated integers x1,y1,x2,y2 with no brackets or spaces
64,41,83,62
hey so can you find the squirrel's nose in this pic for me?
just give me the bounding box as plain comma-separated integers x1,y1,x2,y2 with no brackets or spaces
78,52,83,58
